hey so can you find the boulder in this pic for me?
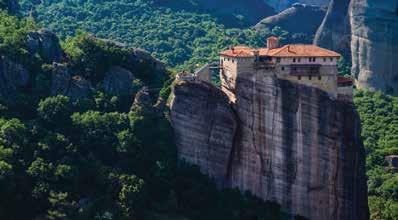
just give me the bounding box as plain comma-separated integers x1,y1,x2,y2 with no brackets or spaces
51,63,93,100
103,66,135,97
27,29,63,63
132,48,166,72
0,56,30,100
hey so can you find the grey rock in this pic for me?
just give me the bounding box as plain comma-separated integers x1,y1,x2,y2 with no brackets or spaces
265,0,330,11
27,29,63,63
131,48,166,72
170,80,237,184
350,0,398,95
314,0,351,58
0,56,30,100
255,3,326,42
51,63,93,100
171,73,369,219
133,87,152,108
103,66,135,97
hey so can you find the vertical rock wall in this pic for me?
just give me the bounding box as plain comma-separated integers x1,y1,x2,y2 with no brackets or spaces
314,0,352,58
170,74,369,219
350,0,398,94
170,81,237,185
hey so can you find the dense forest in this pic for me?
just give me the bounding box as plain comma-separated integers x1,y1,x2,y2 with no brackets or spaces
19,0,290,70
354,91,398,219
1,0,398,219
0,6,296,220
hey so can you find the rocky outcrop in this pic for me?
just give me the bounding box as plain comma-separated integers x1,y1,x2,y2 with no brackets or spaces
314,0,351,58
131,48,166,73
265,0,330,11
103,66,135,97
51,63,93,100
350,0,398,95
170,75,369,219
27,29,63,63
0,56,30,100
256,3,326,43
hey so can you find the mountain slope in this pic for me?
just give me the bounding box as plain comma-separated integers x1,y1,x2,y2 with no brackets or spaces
255,3,326,43
265,0,330,11
20,0,276,68
154,0,275,28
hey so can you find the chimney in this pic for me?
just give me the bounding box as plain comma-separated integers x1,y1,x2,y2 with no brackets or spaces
230,46,235,54
267,36,279,49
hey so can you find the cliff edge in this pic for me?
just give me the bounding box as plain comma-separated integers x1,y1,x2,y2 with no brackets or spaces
170,76,369,219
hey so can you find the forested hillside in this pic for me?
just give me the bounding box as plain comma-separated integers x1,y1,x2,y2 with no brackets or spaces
354,91,398,219
20,0,288,70
0,8,295,220
3,0,398,219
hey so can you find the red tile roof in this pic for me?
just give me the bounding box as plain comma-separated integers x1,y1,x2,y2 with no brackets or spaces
220,44,341,58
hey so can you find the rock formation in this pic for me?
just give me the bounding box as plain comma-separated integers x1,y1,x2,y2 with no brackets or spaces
265,0,330,11
51,63,93,100
256,3,326,43
171,81,237,185
0,56,30,100
350,0,398,95
170,74,369,219
314,0,352,58
27,29,63,63
103,66,135,98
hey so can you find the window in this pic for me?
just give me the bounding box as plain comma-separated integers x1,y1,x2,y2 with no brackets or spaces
293,58,296,63
323,58,326,62
281,67,285,71
232,59,234,63
276,58,281,63
313,58,316,62
309,76,312,80
330,58,333,62
228,58,230,61
298,76,301,80
298,58,301,63
309,58,312,62
318,76,322,80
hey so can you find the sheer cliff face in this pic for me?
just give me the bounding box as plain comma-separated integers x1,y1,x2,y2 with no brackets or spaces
170,74,369,219
350,0,398,95
314,0,351,58
170,81,238,185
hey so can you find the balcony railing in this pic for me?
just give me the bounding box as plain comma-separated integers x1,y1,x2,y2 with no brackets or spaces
289,64,321,76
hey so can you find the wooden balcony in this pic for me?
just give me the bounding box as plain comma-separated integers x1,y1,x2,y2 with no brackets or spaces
289,64,321,76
